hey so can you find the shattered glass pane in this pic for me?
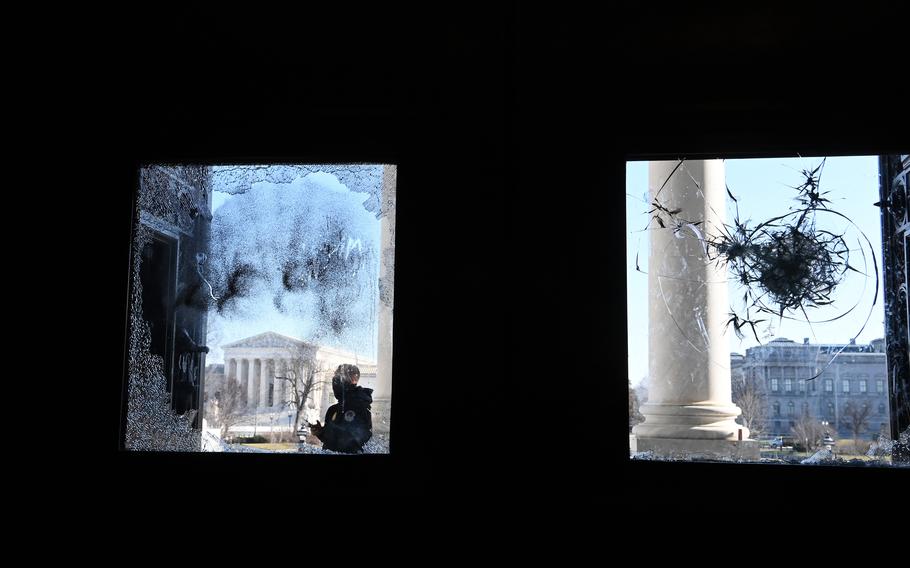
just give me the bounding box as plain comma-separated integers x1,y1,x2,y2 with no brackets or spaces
627,156,908,466
122,165,396,454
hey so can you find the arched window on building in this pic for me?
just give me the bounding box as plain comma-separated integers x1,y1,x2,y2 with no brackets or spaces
773,402,781,417
787,401,795,416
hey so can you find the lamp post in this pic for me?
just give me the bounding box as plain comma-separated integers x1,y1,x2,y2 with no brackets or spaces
821,421,834,453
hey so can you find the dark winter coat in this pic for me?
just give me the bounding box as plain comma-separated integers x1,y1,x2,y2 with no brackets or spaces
316,380,373,453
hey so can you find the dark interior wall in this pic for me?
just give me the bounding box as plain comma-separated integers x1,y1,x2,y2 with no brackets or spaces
108,4,909,505
133,166,212,429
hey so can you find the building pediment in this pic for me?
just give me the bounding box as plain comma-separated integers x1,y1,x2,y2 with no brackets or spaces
221,331,313,350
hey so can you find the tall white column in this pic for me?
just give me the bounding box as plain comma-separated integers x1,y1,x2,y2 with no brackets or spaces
239,359,249,407
263,359,274,408
271,359,280,407
248,359,254,409
246,359,257,410
260,358,271,409
632,160,756,459
253,359,262,409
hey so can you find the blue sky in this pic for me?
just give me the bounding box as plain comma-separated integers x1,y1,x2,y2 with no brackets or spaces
626,156,884,387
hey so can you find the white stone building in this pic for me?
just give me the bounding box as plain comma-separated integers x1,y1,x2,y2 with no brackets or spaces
217,331,378,428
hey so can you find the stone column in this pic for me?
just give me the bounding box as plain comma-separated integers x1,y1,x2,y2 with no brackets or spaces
632,160,758,459
246,358,257,410
271,359,281,407
260,358,271,409
372,165,396,436
240,359,249,407
250,359,261,408
263,359,274,408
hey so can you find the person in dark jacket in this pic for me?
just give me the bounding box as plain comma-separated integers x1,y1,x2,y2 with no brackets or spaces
309,364,373,453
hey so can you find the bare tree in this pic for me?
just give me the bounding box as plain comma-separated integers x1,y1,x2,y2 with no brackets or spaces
214,378,246,440
629,379,644,432
275,356,329,434
732,372,766,439
791,412,826,453
633,378,649,408
841,402,872,453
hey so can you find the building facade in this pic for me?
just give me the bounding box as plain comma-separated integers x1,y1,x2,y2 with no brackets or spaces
209,331,378,431
734,337,890,440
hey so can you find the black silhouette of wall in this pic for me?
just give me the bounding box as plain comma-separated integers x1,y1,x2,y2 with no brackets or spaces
107,4,909,505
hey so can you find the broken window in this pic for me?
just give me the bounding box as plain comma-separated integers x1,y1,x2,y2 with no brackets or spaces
120,164,396,454
627,155,909,466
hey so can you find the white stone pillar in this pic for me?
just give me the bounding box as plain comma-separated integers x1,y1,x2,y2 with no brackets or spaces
263,359,274,408
632,160,757,459
271,359,281,407
253,359,263,409
260,358,270,409
246,359,257,410
239,359,249,407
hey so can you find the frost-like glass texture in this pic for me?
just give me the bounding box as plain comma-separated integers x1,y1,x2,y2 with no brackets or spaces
123,164,396,454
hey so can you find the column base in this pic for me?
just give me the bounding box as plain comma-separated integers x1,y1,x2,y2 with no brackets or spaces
633,402,749,440
631,435,760,461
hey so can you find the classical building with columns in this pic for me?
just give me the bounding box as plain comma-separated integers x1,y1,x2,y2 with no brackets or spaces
217,331,381,430
733,337,890,440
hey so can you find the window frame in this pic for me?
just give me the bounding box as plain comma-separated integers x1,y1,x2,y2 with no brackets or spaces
624,152,908,468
